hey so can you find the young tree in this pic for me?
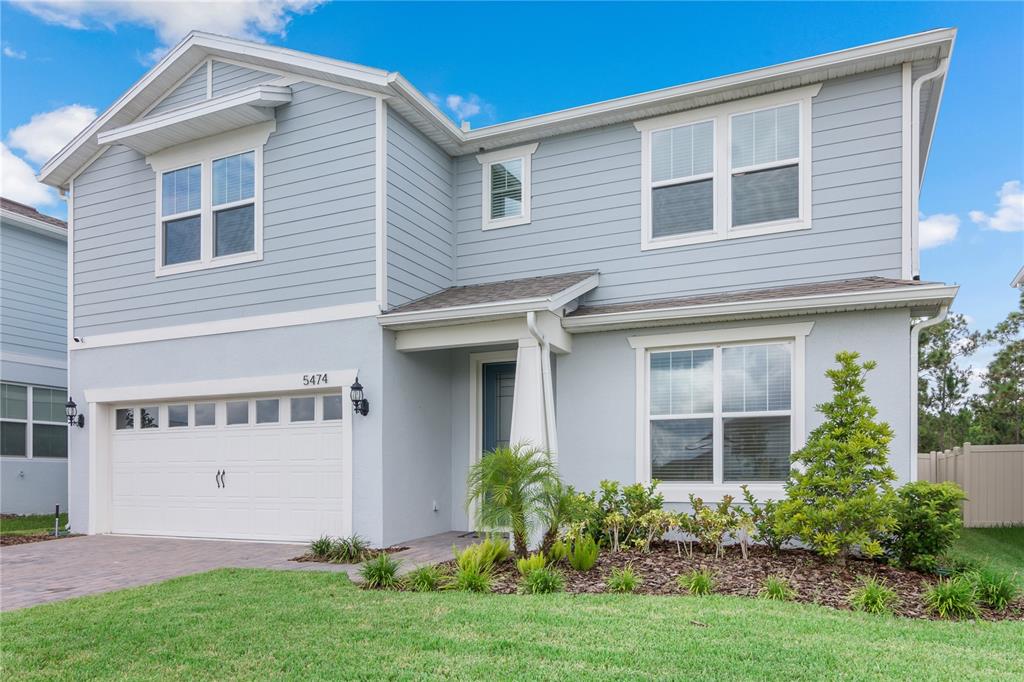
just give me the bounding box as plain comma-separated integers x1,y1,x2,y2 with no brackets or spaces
918,312,977,451
971,292,1024,444
777,352,898,564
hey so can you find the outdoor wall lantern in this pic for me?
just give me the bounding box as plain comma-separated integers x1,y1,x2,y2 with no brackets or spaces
65,397,85,428
350,379,370,416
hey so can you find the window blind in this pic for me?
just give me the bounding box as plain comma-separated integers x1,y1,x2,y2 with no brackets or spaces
490,159,523,220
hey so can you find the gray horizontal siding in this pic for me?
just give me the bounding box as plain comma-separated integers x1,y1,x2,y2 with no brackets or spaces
212,60,276,97
452,67,905,304
147,65,207,117
385,108,455,307
0,224,67,361
73,82,377,335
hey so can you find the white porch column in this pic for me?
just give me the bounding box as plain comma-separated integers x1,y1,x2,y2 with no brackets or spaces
509,338,548,452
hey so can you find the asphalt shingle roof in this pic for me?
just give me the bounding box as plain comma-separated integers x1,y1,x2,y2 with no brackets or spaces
384,271,598,314
1,197,67,229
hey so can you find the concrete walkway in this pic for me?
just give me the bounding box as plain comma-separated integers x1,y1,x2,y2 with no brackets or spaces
1,531,473,611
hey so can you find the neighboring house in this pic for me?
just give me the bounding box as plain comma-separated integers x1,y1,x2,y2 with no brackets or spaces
0,198,69,515
1012,265,1023,288
39,29,958,546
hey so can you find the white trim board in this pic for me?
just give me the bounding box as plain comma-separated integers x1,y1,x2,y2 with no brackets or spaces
71,301,379,350
84,369,357,404
0,208,67,240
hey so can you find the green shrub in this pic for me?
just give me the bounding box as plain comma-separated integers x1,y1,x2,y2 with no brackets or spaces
310,535,334,559
971,567,1019,611
518,566,565,594
568,533,599,571
359,554,401,590
758,575,795,602
404,565,444,593
884,481,966,573
516,552,547,577
453,537,510,573
330,534,371,563
687,495,739,559
448,562,492,593
924,576,980,620
849,576,899,615
606,565,641,594
547,539,568,564
634,509,673,553
936,554,981,578
677,568,715,596
776,352,898,563
740,485,790,552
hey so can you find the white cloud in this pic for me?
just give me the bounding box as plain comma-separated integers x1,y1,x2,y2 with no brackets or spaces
445,94,484,121
0,143,57,207
919,212,959,249
7,104,98,165
15,0,325,62
3,44,27,59
969,180,1024,232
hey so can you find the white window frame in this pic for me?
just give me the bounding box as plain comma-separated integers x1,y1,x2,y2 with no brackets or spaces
477,143,539,230
1,383,68,459
635,85,821,251
629,322,813,501
148,122,273,277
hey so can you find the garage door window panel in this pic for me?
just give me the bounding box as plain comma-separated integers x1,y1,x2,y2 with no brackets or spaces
226,400,249,426
140,407,159,429
168,404,189,428
256,399,279,424
323,395,344,421
115,408,135,430
290,397,315,423
194,402,216,427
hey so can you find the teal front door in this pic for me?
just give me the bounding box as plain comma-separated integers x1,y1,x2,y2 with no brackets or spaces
482,362,516,453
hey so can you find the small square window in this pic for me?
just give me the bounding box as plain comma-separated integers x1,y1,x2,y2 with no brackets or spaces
33,424,67,458
256,399,279,424
478,143,537,230
226,401,249,426
290,397,315,422
168,404,189,428
140,407,159,429
195,403,216,427
1,383,27,420
32,387,66,423
115,408,135,430
1,421,27,456
323,395,344,421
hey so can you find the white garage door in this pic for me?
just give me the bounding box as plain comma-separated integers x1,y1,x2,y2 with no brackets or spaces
110,393,346,542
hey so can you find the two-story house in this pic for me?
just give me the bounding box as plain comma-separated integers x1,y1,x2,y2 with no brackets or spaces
1,198,69,514
39,29,958,547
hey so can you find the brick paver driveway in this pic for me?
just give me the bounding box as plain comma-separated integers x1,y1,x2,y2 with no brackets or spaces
1,532,469,611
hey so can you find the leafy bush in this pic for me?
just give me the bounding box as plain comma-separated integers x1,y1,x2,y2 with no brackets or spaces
547,539,568,564
758,576,795,602
518,566,565,594
687,495,739,559
677,568,715,596
359,554,401,590
329,534,371,563
465,443,559,557
884,481,966,573
634,509,673,553
740,485,790,552
777,352,898,563
567,533,599,571
404,565,444,592
971,567,1019,611
516,552,547,576
606,565,641,594
924,576,980,620
849,576,899,615
310,535,334,559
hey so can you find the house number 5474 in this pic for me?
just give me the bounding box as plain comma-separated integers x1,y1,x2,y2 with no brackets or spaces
302,373,328,386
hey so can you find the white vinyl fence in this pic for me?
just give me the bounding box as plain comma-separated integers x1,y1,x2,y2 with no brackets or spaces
917,443,1024,527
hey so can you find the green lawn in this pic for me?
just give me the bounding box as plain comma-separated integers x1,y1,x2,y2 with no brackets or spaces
2,569,1022,681
953,527,1024,581
0,513,67,537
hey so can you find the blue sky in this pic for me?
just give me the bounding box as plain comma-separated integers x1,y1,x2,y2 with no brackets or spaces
1,1,1021,351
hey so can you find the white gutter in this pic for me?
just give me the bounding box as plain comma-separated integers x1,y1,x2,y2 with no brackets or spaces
909,303,949,479
910,58,949,279
526,311,558,458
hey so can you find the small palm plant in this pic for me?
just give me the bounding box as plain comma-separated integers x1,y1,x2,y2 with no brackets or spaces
465,443,559,557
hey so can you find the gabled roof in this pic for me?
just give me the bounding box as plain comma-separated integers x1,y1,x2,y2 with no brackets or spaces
1012,266,1024,288
0,197,67,240
40,28,956,190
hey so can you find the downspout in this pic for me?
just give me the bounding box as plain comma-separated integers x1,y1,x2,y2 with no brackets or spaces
910,58,949,279
526,311,558,457
909,304,949,480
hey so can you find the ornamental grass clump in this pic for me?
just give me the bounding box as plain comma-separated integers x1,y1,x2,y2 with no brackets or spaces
677,568,715,596
404,565,444,593
359,554,401,590
848,576,899,615
310,535,333,559
606,565,642,594
758,576,795,602
518,566,565,594
448,547,494,593
971,567,1019,611
777,352,898,564
330,534,371,563
567,533,599,571
924,576,980,620
516,552,547,577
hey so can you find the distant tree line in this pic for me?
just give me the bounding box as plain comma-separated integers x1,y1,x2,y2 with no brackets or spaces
918,291,1024,451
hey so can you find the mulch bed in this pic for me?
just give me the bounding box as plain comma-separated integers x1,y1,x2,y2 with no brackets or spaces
291,546,409,564
0,533,78,546
435,542,1023,622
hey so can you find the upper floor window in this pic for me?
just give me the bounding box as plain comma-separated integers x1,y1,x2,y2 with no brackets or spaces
636,85,820,250
148,123,271,276
477,143,538,230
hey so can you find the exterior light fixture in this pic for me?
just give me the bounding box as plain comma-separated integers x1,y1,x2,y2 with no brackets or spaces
65,397,85,428
350,379,369,416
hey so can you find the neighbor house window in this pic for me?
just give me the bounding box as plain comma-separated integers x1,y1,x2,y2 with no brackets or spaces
1,383,68,458
635,85,818,250
631,323,812,500
477,143,539,230
150,124,271,276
